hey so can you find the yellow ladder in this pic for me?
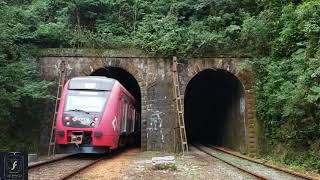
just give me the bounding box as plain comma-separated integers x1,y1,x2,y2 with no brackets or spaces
48,61,67,156
172,56,188,154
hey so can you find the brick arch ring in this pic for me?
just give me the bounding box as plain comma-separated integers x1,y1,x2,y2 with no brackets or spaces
79,59,144,87
187,61,253,90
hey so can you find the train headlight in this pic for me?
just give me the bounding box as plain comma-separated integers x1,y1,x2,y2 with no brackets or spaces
65,121,71,126
90,122,95,127
93,117,99,121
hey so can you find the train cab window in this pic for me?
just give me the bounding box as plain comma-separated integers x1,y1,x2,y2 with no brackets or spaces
64,90,110,113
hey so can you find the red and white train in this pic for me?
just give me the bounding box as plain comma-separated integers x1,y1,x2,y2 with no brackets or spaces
55,76,139,153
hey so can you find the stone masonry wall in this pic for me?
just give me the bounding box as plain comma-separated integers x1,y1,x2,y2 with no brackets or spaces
39,49,257,154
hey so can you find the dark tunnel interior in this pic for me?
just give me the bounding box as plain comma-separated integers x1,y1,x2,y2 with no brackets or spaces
90,67,141,145
185,69,245,151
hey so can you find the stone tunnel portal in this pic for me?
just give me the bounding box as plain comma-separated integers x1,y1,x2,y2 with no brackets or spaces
90,67,141,146
184,69,246,151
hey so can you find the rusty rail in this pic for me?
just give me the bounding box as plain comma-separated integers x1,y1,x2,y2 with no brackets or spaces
61,157,104,179
193,144,318,180
28,153,78,169
28,154,105,180
192,144,266,179
207,145,318,180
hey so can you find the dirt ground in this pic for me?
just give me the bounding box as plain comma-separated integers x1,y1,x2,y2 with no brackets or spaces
71,147,258,180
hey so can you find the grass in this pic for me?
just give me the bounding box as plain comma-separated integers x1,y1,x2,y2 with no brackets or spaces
154,163,177,171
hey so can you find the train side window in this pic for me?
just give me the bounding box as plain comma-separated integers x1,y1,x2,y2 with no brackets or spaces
121,101,125,133
126,104,130,133
121,98,129,133
127,105,132,133
124,102,129,133
131,109,135,132
127,106,131,133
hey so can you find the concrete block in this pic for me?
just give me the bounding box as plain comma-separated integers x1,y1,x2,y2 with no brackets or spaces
28,154,38,163
152,156,176,169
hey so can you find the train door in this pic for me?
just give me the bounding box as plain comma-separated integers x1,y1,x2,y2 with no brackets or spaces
126,105,132,133
121,97,129,134
119,96,128,147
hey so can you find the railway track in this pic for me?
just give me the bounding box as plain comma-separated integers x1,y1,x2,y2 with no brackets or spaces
28,154,105,180
192,144,317,180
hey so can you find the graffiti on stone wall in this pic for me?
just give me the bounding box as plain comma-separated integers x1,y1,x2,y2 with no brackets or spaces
148,110,165,144
146,80,165,147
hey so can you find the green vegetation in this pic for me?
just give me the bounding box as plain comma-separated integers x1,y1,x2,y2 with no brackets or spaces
0,0,319,171
251,1,320,172
0,1,53,152
154,163,177,171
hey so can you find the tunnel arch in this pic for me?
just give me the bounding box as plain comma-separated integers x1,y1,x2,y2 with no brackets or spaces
89,66,142,146
79,59,148,150
184,68,247,152
90,67,141,112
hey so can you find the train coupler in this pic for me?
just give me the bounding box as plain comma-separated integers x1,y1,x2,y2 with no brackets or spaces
69,131,83,144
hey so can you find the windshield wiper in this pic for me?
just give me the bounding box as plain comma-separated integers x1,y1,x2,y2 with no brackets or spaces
68,109,90,114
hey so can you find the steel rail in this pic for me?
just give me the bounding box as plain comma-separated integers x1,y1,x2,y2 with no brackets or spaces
28,153,105,180
61,147,138,179
207,145,317,180
61,157,105,180
28,153,79,169
192,143,267,179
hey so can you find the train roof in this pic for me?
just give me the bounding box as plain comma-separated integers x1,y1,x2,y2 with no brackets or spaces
69,76,116,91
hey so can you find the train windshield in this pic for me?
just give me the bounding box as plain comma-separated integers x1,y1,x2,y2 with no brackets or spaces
64,90,110,113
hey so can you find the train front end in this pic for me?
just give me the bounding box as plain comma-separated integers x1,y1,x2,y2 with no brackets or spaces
55,76,118,153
